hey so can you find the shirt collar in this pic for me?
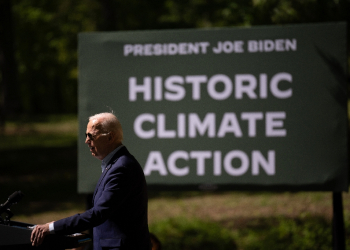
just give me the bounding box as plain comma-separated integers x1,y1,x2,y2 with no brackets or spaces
101,144,124,173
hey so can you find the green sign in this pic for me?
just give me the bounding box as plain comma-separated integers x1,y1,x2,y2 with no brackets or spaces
78,22,348,193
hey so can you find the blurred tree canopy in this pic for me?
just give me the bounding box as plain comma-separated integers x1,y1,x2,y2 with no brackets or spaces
0,0,349,117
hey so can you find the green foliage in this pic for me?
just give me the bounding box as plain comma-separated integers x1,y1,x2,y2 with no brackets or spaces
149,217,237,250
251,0,350,25
150,216,343,250
12,0,101,114
236,216,333,250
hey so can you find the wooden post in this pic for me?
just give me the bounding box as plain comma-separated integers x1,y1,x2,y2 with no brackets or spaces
332,192,345,250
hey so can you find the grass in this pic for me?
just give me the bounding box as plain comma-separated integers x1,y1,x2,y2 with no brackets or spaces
0,114,78,149
0,115,349,249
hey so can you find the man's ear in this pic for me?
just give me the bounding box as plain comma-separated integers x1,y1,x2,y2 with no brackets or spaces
108,132,114,142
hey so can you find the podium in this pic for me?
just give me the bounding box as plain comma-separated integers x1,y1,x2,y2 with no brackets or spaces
0,191,91,249
0,220,92,250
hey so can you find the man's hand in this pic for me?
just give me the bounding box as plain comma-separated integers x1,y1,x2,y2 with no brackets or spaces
30,222,52,246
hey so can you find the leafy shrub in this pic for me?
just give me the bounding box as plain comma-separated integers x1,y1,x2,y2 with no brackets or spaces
149,217,237,250
238,216,332,250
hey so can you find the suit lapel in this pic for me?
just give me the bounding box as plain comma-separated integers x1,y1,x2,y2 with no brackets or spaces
92,146,128,203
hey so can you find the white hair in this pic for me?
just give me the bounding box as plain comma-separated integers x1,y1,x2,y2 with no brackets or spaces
89,112,123,143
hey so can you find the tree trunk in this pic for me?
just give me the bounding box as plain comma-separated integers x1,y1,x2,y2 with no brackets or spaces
0,0,20,133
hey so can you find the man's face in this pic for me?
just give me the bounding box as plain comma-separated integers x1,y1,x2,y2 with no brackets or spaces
85,119,109,160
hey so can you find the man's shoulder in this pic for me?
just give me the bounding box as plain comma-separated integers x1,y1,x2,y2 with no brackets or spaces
110,147,140,167
107,151,144,180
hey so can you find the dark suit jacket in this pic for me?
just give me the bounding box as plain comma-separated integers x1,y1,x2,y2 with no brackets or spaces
54,146,151,250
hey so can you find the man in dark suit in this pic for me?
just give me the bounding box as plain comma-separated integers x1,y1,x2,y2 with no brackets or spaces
31,112,151,250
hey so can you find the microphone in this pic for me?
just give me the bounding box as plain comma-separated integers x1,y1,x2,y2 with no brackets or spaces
0,191,24,215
